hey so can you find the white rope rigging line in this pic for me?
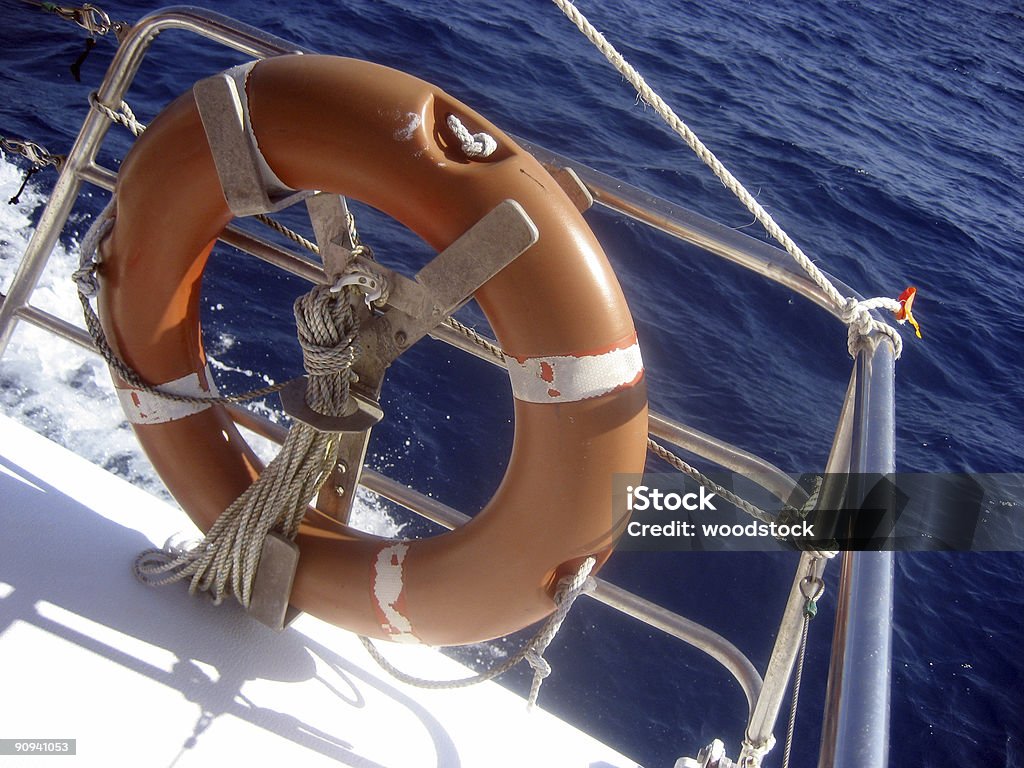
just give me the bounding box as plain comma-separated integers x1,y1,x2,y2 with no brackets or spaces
550,0,905,359
359,557,596,709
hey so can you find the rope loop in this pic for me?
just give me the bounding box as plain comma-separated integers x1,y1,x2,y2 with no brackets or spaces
358,557,596,710
298,333,360,379
524,557,596,708
798,574,826,604
295,286,361,377
73,200,114,296
839,295,904,358
75,202,289,404
743,735,777,768
524,648,551,680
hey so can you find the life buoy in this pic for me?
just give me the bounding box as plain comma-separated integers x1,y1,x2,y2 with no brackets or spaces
98,55,648,645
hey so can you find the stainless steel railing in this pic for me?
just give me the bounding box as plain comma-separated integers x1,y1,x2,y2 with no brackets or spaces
0,7,895,767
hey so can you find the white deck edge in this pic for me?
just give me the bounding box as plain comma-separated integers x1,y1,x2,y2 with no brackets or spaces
0,413,640,768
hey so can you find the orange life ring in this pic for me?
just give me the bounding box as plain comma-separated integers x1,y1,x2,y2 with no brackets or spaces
98,54,648,645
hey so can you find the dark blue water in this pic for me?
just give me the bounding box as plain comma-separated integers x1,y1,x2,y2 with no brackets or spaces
2,0,1022,765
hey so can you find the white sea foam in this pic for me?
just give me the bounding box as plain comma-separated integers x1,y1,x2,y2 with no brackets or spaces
0,154,404,537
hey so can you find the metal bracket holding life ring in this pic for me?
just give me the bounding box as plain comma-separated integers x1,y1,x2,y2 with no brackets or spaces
97,54,649,646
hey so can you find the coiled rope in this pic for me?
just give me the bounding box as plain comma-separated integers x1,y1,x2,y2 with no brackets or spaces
131,281,362,605
75,203,365,606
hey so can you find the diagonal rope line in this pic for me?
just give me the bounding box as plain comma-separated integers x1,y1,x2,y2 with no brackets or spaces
550,0,904,358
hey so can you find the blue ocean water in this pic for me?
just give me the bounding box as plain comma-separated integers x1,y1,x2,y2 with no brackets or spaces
1,0,1022,766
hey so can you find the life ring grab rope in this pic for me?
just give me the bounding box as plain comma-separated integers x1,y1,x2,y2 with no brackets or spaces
94,54,649,648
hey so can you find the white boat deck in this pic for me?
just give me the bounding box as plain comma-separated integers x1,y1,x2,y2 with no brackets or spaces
0,414,639,768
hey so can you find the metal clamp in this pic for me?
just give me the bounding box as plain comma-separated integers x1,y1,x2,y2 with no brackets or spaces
193,69,310,216
331,268,386,306
279,378,384,433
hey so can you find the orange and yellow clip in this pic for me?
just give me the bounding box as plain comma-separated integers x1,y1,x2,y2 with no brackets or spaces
893,286,922,339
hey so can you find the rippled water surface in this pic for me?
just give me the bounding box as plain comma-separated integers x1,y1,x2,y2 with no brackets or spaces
2,1,1022,765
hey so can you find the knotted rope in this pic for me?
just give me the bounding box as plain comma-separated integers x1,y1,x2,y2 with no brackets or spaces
74,204,365,606
89,91,145,137
523,556,596,707
446,114,498,159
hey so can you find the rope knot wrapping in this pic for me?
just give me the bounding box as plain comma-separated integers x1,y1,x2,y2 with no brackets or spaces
73,204,113,298
839,296,871,331
523,649,551,681
524,558,596,709
295,284,361,398
358,557,597,710
839,295,904,359
89,91,146,137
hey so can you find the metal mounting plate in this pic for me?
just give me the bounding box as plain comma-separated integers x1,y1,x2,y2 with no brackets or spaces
279,377,384,433
248,532,301,630
296,198,538,526
193,72,309,216
357,199,539,373
306,193,357,278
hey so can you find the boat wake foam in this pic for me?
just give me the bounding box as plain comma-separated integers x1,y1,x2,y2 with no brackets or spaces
0,154,403,537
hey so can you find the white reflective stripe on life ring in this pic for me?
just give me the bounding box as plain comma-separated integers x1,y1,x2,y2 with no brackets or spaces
507,338,643,404
115,366,218,425
372,542,420,644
